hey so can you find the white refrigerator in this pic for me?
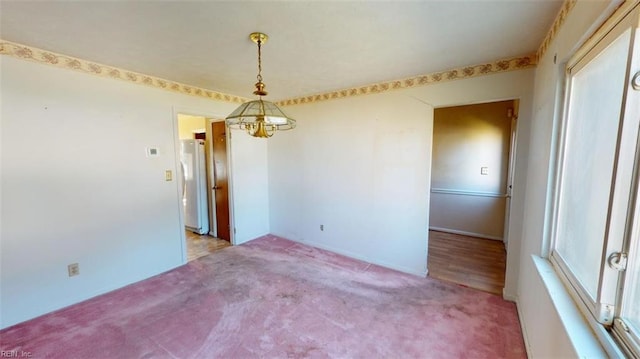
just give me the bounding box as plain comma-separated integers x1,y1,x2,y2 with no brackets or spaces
180,139,209,235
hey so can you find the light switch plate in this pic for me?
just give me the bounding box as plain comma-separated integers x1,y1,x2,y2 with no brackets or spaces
165,170,172,181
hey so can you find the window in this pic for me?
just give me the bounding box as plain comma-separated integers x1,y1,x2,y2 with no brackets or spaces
550,4,640,357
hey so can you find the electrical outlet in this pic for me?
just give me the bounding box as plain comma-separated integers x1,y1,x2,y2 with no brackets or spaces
68,263,80,277
146,147,159,157
320,224,324,231
481,167,489,175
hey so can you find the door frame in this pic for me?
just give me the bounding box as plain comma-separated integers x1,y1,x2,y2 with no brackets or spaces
172,107,236,263
429,98,519,246
502,101,519,250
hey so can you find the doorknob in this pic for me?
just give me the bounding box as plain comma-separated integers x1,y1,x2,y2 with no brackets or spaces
212,186,222,190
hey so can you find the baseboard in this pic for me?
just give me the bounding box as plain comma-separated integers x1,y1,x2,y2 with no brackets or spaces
428,226,503,241
502,288,517,302
186,226,207,235
513,296,533,358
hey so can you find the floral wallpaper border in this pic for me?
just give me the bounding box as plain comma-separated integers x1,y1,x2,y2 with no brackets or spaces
537,0,577,60
3,0,577,111
0,40,248,104
275,0,579,107
275,55,536,106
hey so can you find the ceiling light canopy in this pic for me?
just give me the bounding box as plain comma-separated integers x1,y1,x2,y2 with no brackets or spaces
226,32,296,138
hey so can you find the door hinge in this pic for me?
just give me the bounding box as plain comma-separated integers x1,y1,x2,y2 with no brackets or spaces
608,252,628,272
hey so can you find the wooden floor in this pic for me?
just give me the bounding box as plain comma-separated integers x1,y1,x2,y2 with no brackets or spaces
185,230,231,261
427,230,506,295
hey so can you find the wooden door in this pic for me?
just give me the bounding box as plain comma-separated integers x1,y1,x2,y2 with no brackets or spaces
212,121,231,241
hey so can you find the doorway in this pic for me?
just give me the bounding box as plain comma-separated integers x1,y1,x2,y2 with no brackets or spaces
177,114,232,261
427,99,518,294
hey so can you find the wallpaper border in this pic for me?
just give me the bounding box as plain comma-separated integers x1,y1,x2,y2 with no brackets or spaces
275,55,536,106
536,0,577,60
4,0,577,111
0,40,248,104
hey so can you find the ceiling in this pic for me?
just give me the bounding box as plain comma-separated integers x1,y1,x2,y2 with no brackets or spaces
0,1,563,102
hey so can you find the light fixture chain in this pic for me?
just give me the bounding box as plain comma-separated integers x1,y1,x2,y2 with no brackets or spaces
257,39,263,83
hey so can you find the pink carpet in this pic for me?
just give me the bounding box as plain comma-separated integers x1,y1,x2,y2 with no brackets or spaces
0,235,526,358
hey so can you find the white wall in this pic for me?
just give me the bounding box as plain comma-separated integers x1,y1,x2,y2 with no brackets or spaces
0,56,265,328
269,93,433,275
228,131,270,245
516,1,621,356
270,69,534,284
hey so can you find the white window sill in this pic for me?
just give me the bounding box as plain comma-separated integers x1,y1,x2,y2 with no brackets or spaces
532,255,625,358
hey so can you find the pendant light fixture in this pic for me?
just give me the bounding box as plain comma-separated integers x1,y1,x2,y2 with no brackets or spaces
226,32,296,138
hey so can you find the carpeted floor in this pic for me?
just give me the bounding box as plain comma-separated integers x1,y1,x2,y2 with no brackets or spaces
0,235,526,358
